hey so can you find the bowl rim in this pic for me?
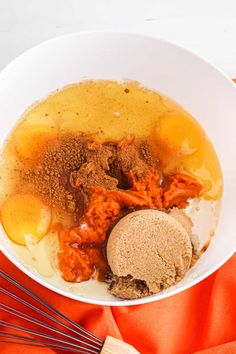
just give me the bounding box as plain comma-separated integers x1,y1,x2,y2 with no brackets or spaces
0,30,236,306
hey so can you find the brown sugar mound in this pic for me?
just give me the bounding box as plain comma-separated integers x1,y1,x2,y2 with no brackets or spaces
106,209,193,299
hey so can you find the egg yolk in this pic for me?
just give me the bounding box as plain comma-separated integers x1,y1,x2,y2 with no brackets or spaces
154,112,223,200
0,194,51,245
14,124,56,159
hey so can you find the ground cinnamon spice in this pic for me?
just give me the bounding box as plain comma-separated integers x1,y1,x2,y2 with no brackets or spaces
23,133,157,214
22,134,117,216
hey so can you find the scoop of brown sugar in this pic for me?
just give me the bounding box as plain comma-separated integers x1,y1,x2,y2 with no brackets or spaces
106,209,193,298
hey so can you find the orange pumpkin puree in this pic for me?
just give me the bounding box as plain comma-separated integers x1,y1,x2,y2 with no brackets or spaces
58,168,202,282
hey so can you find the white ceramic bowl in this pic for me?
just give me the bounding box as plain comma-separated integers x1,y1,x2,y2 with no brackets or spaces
0,32,236,306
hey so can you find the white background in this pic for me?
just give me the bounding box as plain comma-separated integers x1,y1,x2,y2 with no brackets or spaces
1,0,236,78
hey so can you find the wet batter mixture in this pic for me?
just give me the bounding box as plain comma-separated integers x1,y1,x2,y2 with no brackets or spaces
0,80,223,298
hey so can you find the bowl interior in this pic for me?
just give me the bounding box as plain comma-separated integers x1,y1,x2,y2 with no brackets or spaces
0,32,236,306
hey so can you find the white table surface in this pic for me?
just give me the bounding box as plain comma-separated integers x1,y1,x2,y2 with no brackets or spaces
1,0,236,78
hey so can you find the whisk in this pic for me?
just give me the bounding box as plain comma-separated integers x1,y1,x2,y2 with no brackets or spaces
0,270,139,353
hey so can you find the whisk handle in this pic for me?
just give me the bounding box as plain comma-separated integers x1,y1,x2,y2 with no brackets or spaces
101,335,140,354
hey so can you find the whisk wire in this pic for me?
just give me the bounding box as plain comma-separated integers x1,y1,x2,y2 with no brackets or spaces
0,270,103,345
0,339,91,353
0,330,94,353
0,270,104,353
0,320,99,354
0,303,100,352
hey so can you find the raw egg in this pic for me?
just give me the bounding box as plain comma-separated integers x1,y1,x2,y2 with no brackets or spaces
154,112,223,199
14,124,56,159
1,194,51,245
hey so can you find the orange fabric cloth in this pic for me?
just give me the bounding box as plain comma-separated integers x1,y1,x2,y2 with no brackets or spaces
0,252,236,354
